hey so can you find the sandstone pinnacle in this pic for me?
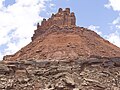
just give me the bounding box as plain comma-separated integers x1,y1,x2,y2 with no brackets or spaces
3,8,120,61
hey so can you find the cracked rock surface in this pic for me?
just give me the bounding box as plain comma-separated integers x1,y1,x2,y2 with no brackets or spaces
0,57,120,90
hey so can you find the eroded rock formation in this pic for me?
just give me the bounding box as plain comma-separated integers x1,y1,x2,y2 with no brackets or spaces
39,8,76,28
1,7,120,90
3,8,120,61
32,8,76,41
3,26,120,61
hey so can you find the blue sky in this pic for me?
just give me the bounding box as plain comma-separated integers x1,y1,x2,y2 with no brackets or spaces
0,0,120,59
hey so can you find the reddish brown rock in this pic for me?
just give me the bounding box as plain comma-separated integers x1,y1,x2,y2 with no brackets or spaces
40,8,76,28
32,8,76,41
3,8,120,61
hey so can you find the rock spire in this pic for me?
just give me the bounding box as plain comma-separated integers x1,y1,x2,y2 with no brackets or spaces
32,8,76,41
38,8,76,29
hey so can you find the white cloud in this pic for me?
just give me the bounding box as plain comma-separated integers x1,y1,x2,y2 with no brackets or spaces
116,25,120,29
105,0,120,47
88,25,102,35
50,3,55,8
106,31,120,47
0,0,52,60
112,17,120,25
0,0,4,9
0,53,3,60
112,15,120,29
105,0,120,11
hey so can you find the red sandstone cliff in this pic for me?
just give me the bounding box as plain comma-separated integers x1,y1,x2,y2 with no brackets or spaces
3,8,120,61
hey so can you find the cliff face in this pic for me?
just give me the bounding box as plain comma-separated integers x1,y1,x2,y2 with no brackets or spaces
3,8,120,61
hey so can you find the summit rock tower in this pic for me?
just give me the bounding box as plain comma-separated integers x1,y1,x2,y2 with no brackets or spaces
32,8,76,41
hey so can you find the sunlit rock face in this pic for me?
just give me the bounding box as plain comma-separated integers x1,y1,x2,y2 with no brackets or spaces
3,8,120,61
1,8,120,89
32,8,76,41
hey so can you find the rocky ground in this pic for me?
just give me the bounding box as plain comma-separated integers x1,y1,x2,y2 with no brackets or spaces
0,57,120,90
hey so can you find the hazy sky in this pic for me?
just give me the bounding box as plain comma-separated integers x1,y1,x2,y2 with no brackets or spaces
0,0,120,59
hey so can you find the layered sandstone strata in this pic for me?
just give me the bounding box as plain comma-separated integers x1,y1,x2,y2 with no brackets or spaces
3,8,120,61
